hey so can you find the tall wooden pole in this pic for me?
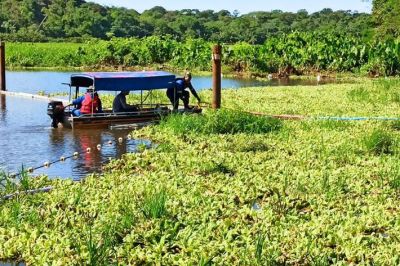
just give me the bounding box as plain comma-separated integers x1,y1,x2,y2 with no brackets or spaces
212,44,222,109
0,41,5,91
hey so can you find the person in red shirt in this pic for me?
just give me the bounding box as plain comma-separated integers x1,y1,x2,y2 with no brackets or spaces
72,86,103,116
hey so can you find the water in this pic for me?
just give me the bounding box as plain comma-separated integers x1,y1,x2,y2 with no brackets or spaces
5,70,336,95
0,262,24,266
0,94,150,179
0,70,342,180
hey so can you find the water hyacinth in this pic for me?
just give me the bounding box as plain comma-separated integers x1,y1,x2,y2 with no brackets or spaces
1,80,400,264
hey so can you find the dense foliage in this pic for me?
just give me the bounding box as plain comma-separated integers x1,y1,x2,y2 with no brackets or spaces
158,110,282,135
0,0,373,43
2,80,400,264
372,0,400,39
6,33,400,76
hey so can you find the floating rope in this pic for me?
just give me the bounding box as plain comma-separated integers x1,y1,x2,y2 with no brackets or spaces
0,90,68,104
316,116,400,121
2,186,54,200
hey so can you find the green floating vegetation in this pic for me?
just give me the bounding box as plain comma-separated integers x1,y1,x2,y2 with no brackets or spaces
159,109,282,135
2,80,400,264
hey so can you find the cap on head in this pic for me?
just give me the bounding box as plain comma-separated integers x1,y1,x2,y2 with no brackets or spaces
87,85,94,92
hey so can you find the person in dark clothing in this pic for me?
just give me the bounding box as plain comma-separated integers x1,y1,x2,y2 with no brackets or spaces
113,91,138,113
167,72,201,110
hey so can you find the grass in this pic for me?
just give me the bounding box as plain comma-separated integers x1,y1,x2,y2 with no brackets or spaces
85,224,116,266
142,187,167,219
0,166,34,198
255,233,266,264
159,109,282,135
0,171,14,196
363,129,395,155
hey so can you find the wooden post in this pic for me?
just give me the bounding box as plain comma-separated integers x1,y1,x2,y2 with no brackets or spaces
212,44,222,109
0,41,5,91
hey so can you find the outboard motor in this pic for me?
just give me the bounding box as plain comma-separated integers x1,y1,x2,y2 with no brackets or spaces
47,101,65,128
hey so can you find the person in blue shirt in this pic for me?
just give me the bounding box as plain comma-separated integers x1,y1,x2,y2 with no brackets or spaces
167,72,201,110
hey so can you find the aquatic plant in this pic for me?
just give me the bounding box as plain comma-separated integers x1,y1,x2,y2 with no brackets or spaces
142,187,167,219
159,109,282,135
1,80,400,264
363,129,395,155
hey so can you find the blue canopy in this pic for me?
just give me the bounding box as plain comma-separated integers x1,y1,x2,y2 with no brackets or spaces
70,71,176,91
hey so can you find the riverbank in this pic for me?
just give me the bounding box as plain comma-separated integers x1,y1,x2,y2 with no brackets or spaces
1,79,400,264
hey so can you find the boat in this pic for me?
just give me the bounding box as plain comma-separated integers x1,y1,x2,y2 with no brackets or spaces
46,71,201,129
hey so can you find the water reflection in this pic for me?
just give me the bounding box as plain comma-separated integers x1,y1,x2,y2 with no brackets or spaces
0,94,5,121
46,127,150,180
0,93,5,109
0,261,25,266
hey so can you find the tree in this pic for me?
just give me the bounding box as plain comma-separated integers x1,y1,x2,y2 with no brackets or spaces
107,8,144,38
372,0,400,38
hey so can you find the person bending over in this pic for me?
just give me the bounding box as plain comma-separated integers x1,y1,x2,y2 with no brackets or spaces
167,72,201,110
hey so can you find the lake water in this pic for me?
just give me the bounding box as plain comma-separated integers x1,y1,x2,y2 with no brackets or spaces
0,71,343,179
5,70,337,94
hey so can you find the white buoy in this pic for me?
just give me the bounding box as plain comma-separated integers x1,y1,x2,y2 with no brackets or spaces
118,137,123,143
96,144,102,150
127,134,132,140
86,147,91,153
60,156,66,162
108,140,113,145
27,167,34,173
44,161,50,168
73,152,79,157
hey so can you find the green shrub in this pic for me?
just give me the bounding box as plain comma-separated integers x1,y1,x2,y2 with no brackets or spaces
347,87,370,102
363,129,395,155
160,109,282,135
